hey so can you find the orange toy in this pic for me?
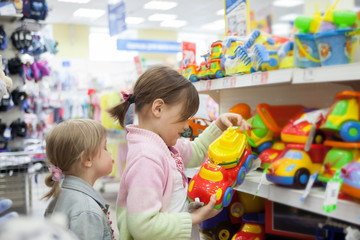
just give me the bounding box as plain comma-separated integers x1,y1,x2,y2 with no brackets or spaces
230,103,252,120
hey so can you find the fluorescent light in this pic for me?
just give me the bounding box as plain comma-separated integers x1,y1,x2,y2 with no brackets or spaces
216,9,224,15
273,0,303,7
126,17,145,24
160,20,187,28
280,13,300,21
148,13,177,21
58,0,91,3
202,19,225,31
73,8,105,18
144,1,177,10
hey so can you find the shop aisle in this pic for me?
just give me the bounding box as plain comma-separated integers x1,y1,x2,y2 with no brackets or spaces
29,173,120,239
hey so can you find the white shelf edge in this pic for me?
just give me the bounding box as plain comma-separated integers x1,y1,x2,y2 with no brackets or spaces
185,168,360,225
193,63,360,93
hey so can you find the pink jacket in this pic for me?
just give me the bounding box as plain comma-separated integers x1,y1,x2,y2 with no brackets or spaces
116,122,222,240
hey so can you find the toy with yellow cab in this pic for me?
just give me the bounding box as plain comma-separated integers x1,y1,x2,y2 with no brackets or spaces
187,127,256,209
320,90,360,142
181,63,200,82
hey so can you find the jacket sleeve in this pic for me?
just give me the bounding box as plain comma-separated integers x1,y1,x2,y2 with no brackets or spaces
176,122,223,168
122,156,192,240
69,211,105,240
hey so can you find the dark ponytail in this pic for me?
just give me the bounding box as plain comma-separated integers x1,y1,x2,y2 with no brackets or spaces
108,101,132,128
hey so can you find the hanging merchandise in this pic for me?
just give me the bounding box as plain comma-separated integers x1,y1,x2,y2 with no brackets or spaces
0,25,8,50
0,56,12,99
22,0,48,21
10,119,28,138
11,89,27,106
11,28,33,52
8,56,23,75
0,120,7,150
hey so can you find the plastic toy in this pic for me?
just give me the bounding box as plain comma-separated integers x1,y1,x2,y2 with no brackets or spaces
182,63,199,82
225,45,252,75
181,117,212,138
333,10,357,29
266,143,327,188
257,141,285,169
250,44,277,73
206,58,225,79
318,146,358,183
281,109,327,145
229,103,251,120
260,50,279,71
232,213,265,240
340,161,360,199
198,61,208,80
278,41,294,69
209,41,223,60
188,127,255,209
244,104,304,153
320,91,360,142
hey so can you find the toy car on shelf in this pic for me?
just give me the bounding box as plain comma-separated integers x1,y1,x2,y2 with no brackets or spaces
187,127,255,209
231,213,265,240
266,143,327,188
257,141,285,169
182,63,200,82
321,91,360,142
244,104,304,153
181,117,212,138
209,41,223,60
206,58,225,79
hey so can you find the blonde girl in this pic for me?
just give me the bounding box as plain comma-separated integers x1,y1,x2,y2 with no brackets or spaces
43,119,115,240
109,65,250,240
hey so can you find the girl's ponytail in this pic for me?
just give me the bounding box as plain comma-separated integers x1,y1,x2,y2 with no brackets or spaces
42,174,61,199
108,101,131,128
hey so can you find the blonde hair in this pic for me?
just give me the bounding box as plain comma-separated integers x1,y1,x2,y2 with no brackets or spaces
108,65,200,128
42,119,106,199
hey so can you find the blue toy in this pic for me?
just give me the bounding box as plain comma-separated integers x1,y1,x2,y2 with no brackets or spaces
251,44,278,72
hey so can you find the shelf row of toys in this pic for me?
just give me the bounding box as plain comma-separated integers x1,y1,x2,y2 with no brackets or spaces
181,4,360,82
185,90,360,226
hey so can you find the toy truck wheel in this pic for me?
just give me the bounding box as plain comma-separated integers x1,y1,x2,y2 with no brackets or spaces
294,168,310,188
181,127,193,138
340,121,360,142
257,141,272,153
222,187,233,208
189,74,198,82
213,222,233,240
244,154,254,172
215,70,224,78
236,166,247,185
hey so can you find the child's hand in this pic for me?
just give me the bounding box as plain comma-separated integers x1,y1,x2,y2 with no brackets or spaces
215,113,251,131
190,194,223,225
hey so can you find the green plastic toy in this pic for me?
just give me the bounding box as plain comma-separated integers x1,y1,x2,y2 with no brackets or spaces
333,10,357,29
294,16,313,34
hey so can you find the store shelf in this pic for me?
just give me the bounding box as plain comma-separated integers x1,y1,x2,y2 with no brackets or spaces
193,63,360,93
293,62,360,84
192,68,293,92
185,168,360,225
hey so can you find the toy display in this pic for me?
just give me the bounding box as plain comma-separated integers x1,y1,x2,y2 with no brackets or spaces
229,103,251,120
181,63,199,82
257,141,285,169
181,117,212,138
320,91,360,142
187,127,255,209
231,213,265,240
266,143,327,188
244,104,304,153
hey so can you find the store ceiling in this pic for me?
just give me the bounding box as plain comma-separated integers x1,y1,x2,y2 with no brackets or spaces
45,0,360,35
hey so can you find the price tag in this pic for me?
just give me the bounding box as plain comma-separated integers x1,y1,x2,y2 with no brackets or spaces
322,171,342,213
200,81,207,91
300,171,318,202
205,80,212,90
303,68,315,82
251,72,268,85
222,78,231,88
255,168,267,196
230,77,237,88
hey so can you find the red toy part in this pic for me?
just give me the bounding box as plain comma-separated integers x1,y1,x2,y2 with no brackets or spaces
258,141,285,169
257,104,304,137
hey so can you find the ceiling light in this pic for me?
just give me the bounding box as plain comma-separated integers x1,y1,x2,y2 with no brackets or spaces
58,0,91,3
202,19,225,31
126,17,145,24
273,0,304,7
280,13,300,21
148,13,177,21
73,8,105,18
216,9,224,15
144,1,178,10
160,20,187,28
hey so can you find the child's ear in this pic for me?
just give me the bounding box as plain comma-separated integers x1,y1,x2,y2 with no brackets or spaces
152,98,164,118
80,153,93,168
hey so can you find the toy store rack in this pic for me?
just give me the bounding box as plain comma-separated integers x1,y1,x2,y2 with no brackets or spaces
185,168,360,226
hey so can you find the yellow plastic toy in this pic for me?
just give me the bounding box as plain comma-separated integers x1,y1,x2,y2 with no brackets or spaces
208,127,247,169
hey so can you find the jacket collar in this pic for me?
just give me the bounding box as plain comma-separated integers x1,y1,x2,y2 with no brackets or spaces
62,175,109,214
